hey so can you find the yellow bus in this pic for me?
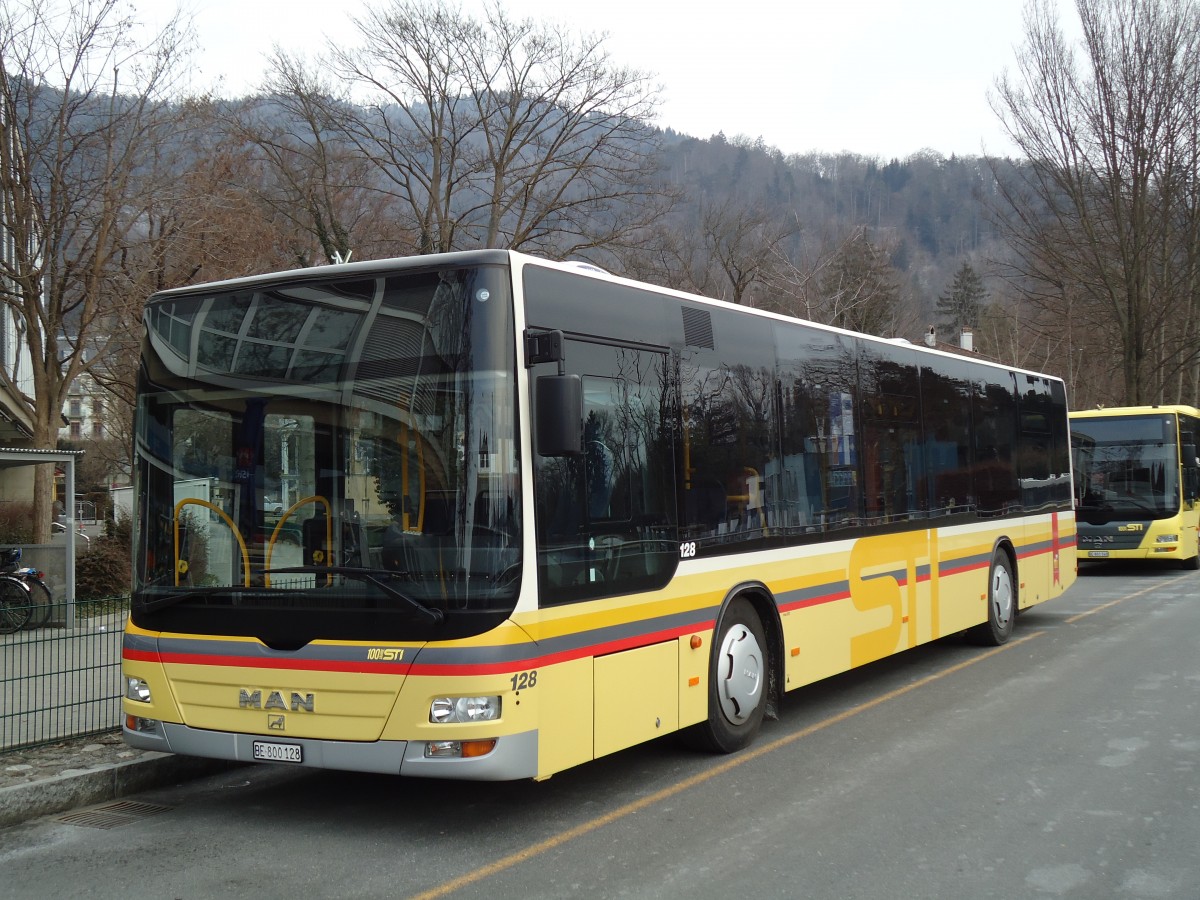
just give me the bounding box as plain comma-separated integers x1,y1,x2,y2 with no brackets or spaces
122,250,1076,780
1070,405,1200,568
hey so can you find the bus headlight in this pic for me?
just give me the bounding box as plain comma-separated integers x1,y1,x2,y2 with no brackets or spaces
1156,534,1179,543
429,696,501,723
126,677,152,703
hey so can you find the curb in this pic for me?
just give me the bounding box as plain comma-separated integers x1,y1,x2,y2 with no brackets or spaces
0,754,239,829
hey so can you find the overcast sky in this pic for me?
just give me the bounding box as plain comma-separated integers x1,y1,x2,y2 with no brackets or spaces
172,0,1060,160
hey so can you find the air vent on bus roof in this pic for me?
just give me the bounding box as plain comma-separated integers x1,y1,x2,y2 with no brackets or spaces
682,306,714,349
563,260,610,275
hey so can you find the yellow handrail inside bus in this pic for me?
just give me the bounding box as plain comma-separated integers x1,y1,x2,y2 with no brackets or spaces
265,495,331,587
174,498,251,587
400,424,425,533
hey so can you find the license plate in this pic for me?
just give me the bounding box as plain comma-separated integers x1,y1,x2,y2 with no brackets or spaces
252,740,302,763
1087,550,1110,558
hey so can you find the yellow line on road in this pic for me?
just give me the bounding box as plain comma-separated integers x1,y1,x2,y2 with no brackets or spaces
1064,572,1191,623
411,632,1043,900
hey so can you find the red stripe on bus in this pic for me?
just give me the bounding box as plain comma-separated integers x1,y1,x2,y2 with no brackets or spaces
779,589,850,613
940,561,990,577
123,648,410,675
122,619,715,678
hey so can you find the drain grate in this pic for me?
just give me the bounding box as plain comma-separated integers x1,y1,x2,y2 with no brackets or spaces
57,800,174,829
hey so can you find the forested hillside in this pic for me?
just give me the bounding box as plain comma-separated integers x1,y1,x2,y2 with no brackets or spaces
641,131,1017,334
606,131,1056,382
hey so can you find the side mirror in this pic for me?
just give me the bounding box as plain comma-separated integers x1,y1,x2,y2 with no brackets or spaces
535,374,582,457
1183,444,1199,470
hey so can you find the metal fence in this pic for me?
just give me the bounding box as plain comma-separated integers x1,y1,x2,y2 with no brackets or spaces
1,596,128,752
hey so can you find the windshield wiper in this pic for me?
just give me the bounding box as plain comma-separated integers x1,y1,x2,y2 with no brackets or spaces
140,586,249,613
267,566,445,624
140,570,445,624
1107,496,1161,514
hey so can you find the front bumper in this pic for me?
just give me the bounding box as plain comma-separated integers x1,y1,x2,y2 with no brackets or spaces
122,719,538,781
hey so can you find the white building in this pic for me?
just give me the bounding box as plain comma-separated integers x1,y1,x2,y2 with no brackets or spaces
0,304,35,447
63,369,108,442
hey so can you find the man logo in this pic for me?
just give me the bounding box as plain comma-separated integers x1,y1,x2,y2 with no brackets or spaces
268,715,286,731
239,689,315,712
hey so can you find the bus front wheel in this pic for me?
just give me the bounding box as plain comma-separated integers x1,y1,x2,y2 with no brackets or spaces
970,550,1016,646
686,597,768,753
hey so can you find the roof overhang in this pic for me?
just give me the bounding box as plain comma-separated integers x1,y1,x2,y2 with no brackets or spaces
0,447,83,468
0,392,35,442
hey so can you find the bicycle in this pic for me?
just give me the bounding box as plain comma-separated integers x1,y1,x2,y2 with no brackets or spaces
0,548,52,629
0,574,31,634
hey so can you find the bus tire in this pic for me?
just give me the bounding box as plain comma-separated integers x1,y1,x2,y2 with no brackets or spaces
685,597,768,754
969,549,1016,646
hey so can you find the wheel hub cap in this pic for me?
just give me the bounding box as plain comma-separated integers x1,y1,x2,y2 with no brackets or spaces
717,624,764,724
992,565,1013,628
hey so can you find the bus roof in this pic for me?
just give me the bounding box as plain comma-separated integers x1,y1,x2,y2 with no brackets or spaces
145,249,514,302
510,254,1068,386
1070,405,1200,420
147,248,1066,387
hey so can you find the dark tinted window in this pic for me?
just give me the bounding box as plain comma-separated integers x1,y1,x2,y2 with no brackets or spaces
775,327,861,534
973,371,1019,515
532,340,678,604
1018,374,1070,510
860,342,924,522
523,265,673,346
679,308,777,550
524,264,1073,569
920,358,974,515
1049,379,1072,506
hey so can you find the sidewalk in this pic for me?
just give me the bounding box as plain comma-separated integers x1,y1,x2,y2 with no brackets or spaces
0,731,236,828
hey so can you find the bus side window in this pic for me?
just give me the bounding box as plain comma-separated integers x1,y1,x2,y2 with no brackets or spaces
532,341,678,604
1181,423,1200,502
973,374,1019,514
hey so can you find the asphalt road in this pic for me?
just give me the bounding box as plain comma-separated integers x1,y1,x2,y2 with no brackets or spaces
1,561,1197,899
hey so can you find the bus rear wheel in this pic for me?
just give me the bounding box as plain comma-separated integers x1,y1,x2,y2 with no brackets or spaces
685,598,767,753
969,550,1016,646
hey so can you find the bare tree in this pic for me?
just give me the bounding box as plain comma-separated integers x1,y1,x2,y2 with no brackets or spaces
818,228,909,337
759,226,850,324
989,0,1200,405
0,0,190,540
233,53,415,266
622,196,799,305
694,198,799,305
133,100,300,290
319,0,672,257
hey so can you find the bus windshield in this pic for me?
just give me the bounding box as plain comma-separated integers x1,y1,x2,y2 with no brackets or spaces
1071,414,1179,520
130,263,521,645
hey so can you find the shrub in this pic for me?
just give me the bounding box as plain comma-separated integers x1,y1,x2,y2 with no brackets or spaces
75,536,131,601
0,501,35,544
105,509,133,547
